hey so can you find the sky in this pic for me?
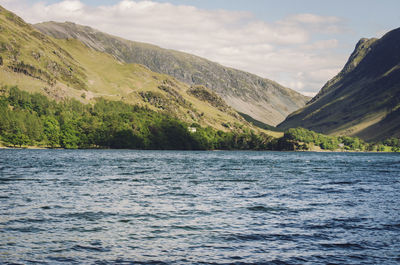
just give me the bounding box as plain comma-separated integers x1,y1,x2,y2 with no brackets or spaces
1,0,399,96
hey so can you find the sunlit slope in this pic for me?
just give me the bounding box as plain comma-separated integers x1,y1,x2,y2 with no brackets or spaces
278,28,400,141
54,38,256,131
35,21,310,126
0,5,276,134
0,6,87,91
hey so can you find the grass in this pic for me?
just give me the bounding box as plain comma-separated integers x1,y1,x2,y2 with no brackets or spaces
55,38,249,131
0,7,281,137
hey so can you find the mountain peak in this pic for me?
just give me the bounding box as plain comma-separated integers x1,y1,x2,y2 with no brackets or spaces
278,27,400,141
308,37,378,105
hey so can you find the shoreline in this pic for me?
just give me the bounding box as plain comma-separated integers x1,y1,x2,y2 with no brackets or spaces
0,145,396,153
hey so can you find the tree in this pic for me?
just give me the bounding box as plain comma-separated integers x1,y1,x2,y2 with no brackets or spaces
43,117,60,147
60,122,80,149
110,129,144,149
4,131,29,147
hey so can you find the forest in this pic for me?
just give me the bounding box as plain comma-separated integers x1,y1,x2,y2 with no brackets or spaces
1,86,398,152
0,86,275,150
282,127,400,152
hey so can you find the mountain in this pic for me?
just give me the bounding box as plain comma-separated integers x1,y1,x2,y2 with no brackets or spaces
278,28,400,141
34,21,310,126
0,5,269,134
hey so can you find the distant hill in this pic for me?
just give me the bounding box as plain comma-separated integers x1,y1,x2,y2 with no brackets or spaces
278,28,400,141
34,21,310,126
0,5,265,134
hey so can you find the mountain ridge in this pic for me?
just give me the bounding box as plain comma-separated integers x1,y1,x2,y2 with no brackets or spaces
34,21,310,126
0,5,273,135
278,27,400,141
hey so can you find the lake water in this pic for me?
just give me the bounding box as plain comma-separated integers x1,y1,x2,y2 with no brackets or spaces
0,150,399,264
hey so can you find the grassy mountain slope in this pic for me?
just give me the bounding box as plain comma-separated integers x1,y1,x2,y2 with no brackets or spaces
0,5,273,135
278,27,400,141
34,21,310,126
0,9,87,91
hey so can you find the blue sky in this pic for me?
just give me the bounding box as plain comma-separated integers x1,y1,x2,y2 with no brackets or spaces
21,0,400,38
1,0,399,95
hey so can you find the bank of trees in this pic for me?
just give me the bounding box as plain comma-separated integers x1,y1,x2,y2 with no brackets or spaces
1,87,398,151
281,127,398,152
382,138,400,152
0,86,274,150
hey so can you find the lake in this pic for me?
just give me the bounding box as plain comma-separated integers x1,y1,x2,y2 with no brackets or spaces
0,150,399,264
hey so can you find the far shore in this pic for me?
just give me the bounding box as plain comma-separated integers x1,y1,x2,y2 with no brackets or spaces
0,145,396,153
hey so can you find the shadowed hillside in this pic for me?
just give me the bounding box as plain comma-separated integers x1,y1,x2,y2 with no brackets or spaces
278,28,400,141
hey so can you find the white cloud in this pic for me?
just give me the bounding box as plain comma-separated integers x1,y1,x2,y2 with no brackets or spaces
302,39,339,50
283,13,341,25
279,13,345,34
0,0,349,95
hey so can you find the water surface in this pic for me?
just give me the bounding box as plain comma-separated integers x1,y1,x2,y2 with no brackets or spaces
0,150,399,264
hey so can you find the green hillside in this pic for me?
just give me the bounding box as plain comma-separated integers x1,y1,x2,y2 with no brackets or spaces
278,28,400,141
34,21,310,126
0,5,278,137
0,86,277,150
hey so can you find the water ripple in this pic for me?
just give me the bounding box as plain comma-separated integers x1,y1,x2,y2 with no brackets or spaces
0,150,399,264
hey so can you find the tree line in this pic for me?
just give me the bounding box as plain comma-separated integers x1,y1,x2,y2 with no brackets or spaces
281,127,399,152
1,86,398,151
0,86,274,150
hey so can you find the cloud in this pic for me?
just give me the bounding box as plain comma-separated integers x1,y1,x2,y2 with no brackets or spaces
279,13,345,34
0,0,348,95
302,39,339,50
283,13,341,25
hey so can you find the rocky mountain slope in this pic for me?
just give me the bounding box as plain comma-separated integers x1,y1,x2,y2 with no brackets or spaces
34,21,310,126
0,5,266,134
278,28,400,141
